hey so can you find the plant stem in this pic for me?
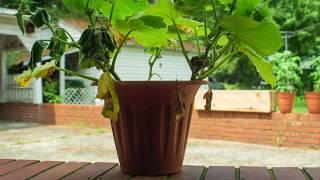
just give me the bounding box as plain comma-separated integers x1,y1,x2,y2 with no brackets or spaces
194,28,201,56
197,38,237,80
109,69,121,81
171,19,192,70
229,0,237,15
64,30,75,41
108,0,115,28
55,66,98,82
210,0,219,24
147,48,162,81
203,8,208,45
111,30,132,71
204,29,222,58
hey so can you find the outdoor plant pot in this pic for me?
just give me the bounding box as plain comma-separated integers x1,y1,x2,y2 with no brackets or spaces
305,92,320,114
111,81,205,176
276,92,295,113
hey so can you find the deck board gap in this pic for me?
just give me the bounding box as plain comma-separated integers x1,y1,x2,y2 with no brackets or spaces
58,162,92,180
268,168,277,180
91,163,118,180
25,161,65,180
235,167,240,180
199,166,208,180
301,168,313,180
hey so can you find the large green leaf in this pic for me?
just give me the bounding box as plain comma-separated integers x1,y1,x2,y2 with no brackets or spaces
220,15,282,56
116,19,168,47
239,45,276,87
101,0,148,22
144,0,180,21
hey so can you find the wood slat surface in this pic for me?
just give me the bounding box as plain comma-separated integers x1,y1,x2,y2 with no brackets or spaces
0,160,38,176
0,161,63,180
98,165,131,180
31,162,89,180
63,162,117,180
0,159,316,180
169,165,205,180
240,166,271,180
272,167,306,180
205,166,235,180
0,160,14,166
304,167,320,180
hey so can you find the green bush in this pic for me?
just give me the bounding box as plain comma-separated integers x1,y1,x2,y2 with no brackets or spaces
310,56,320,92
269,51,303,92
43,78,62,104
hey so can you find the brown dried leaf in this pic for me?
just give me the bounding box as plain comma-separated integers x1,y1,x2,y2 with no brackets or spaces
203,88,213,111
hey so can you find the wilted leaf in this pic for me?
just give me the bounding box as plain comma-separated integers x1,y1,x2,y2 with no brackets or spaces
16,11,25,34
15,70,33,88
48,28,68,60
97,72,120,121
175,87,185,121
203,88,213,110
29,8,51,28
32,60,56,78
29,41,49,70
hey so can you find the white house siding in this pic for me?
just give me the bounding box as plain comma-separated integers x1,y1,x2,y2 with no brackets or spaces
116,47,192,81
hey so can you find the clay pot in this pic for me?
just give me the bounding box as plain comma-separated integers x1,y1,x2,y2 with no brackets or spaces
305,92,320,114
111,81,205,176
276,92,295,113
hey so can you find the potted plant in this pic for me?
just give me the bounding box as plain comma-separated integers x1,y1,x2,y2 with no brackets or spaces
305,56,320,114
15,0,282,176
269,51,303,113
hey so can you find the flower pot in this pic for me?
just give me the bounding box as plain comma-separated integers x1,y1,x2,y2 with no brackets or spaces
111,81,205,176
276,92,295,113
305,92,320,114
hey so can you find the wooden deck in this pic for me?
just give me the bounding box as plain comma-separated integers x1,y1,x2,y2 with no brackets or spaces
0,159,319,179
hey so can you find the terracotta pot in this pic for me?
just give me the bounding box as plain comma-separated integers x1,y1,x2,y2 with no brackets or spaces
276,92,295,113
305,92,320,114
111,81,205,176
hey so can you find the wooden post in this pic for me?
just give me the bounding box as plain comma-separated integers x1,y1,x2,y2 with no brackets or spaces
0,50,7,103
59,54,66,103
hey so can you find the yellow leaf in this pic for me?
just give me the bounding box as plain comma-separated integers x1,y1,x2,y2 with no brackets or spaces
97,72,120,121
14,70,33,88
32,60,56,78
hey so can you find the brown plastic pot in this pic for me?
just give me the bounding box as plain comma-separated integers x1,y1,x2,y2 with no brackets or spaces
305,92,320,114
276,92,295,113
111,81,206,176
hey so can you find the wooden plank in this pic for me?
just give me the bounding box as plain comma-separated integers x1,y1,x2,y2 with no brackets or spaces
169,165,205,180
194,90,275,113
240,166,271,180
63,162,117,180
272,167,306,180
0,160,38,176
205,166,235,180
0,161,63,180
304,167,320,179
98,165,131,180
31,162,89,180
0,160,15,166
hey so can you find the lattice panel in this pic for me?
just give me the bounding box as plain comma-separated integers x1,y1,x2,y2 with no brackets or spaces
64,88,96,104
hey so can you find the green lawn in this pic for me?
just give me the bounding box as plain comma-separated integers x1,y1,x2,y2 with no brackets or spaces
276,96,307,113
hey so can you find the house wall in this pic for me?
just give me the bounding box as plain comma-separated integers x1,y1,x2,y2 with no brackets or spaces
1,103,320,149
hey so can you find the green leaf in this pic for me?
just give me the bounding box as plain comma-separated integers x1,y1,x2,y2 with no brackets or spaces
236,0,262,16
220,15,282,56
175,0,208,13
101,0,148,22
239,45,276,87
175,17,203,29
32,60,56,79
29,8,51,28
116,19,168,48
29,41,49,70
97,72,120,121
144,0,180,21
141,16,167,29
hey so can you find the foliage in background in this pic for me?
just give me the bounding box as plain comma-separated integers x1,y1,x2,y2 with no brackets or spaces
269,51,303,92
43,78,62,104
309,56,320,92
270,0,320,57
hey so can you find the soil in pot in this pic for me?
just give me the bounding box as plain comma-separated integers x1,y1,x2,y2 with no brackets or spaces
305,92,320,114
276,92,295,113
111,81,206,176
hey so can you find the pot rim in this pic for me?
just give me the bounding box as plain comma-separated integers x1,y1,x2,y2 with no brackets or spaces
115,80,208,86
